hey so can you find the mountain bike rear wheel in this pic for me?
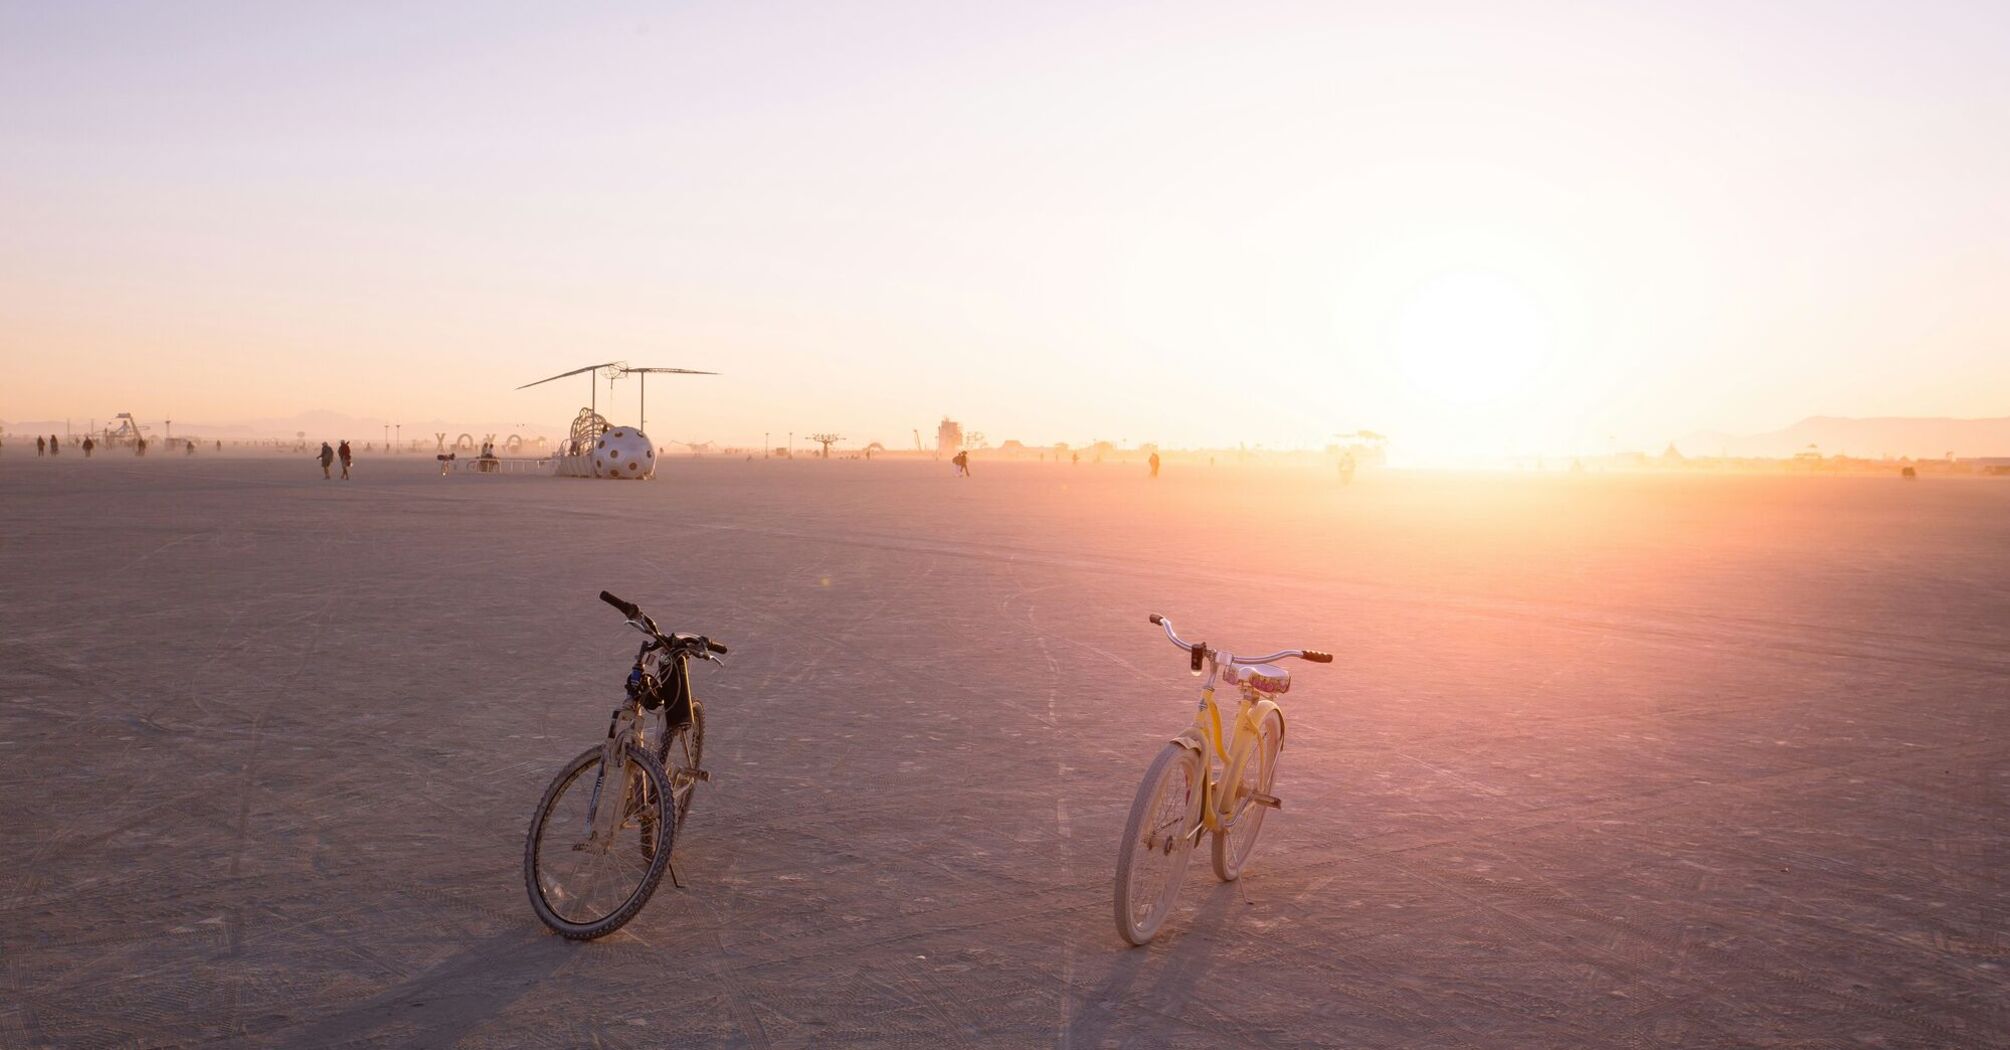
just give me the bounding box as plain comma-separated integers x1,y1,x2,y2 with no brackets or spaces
1114,742,1203,946
525,744,674,940
661,700,704,828
1212,709,1282,882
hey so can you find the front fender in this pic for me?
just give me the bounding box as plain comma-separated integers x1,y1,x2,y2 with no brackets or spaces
1169,726,1208,754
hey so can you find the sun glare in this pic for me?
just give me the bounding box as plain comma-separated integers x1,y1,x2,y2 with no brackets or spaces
1394,270,1555,407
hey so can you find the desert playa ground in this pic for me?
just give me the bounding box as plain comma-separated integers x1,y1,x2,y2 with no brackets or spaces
1,454,2004,1048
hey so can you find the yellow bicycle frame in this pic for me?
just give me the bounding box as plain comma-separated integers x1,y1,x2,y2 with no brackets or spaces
1168,682,1286,836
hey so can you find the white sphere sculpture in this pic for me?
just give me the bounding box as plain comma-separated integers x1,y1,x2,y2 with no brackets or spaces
591,428,656,479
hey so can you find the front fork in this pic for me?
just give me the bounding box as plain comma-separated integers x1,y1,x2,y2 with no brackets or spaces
582,705,639,851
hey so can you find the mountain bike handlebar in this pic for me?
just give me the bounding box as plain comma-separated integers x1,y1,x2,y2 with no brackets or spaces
601,590,729,654
1148,613,1331,665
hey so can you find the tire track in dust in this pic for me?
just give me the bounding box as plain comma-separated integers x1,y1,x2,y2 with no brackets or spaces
999,561,1076,1049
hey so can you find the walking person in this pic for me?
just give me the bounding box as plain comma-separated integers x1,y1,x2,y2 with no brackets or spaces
317,441,335,479
1148,451,1161,479
337,440,353,480
82,436,95,458
50,434,60,456
952,449,970,477
37,436,46,456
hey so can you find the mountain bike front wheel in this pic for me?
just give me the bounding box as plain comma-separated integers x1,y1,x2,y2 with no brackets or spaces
1212,708,1282,882
524,744,674,940
1114,742,1204,946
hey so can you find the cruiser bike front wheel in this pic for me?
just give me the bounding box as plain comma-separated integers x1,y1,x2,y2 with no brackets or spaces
1114,742,1204,946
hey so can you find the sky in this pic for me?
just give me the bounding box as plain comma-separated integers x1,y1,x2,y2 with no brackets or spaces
3,1,2006,461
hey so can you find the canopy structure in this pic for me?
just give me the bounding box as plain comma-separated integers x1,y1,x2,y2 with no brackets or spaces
618,367,717,436
518,362,718,437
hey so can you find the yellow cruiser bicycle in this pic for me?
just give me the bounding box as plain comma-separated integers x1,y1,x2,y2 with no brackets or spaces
1114,614,1332,945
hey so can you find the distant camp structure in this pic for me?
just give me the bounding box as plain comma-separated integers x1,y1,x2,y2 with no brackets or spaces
100,413,149,449
1330,430,1389,469
936,417,963,457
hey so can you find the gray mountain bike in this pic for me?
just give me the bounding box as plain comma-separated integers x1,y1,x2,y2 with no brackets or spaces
523,591,726,939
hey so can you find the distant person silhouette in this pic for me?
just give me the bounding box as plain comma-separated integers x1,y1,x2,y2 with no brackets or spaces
337,440,353,480
185,441,194,456
1071,452,1079,466
82,436,95,458
318,441,335,479
214,440,222,452
952,449,970,477
1148,451,1161,479
36,436,46,456
50,435,60,456
136,438,147,457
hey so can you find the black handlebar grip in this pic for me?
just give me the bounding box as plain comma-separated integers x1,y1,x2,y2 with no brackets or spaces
1302,650,1334,663
1148,613,1164,625
600,591,640,619
707,640,729,654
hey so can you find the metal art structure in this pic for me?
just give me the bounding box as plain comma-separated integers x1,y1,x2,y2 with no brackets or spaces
564,408,612,457
519,361,719,480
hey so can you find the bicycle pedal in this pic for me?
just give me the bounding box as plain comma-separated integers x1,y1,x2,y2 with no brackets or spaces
1251,792,1283,809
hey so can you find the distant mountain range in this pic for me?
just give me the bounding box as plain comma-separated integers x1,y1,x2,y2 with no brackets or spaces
1680,417,2010,459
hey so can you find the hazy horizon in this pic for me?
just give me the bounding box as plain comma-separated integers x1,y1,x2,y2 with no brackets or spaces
5,2,2007,461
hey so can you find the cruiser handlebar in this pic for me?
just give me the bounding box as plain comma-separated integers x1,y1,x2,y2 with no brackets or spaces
1148,613,1331,665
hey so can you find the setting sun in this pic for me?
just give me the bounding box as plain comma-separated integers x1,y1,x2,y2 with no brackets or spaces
1394,269,1556,407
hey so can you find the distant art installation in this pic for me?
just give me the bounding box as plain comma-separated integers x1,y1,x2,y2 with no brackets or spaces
591,427,655,479
519,361,717,480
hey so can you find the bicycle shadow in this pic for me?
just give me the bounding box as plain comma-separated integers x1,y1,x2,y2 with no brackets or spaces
1065,883,1246,1047
273,926,571,1049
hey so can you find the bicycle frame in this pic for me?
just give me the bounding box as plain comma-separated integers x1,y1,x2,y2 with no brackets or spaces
581,634,702,852
1167,661,1287,840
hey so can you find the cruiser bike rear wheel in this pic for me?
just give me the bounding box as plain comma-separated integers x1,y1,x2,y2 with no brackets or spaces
1211,709,1282,882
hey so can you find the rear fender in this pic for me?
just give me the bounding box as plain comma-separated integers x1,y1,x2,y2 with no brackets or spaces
1249,698,1286,749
